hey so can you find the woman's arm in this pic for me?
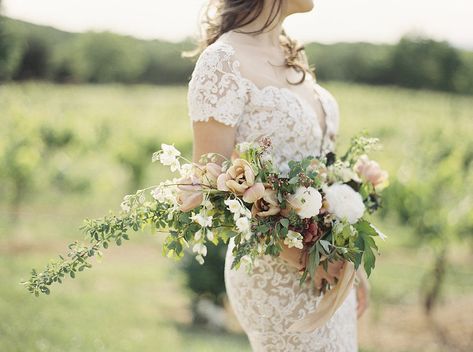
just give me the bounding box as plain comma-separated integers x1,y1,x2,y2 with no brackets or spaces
192,119,237,163
355,266,370,318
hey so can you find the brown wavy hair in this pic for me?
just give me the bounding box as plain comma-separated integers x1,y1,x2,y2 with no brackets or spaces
183,0,316,85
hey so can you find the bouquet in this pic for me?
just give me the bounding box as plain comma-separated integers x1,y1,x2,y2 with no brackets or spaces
22,134,388,331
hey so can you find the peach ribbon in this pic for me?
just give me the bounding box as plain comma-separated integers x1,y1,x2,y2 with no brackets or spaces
287,261,357,333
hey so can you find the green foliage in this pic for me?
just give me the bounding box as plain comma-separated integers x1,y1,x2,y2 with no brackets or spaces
21,199,169,296
180,242,227,305
388,35,464,92
2,18,473,94
380,126,472,311
66,32,147,83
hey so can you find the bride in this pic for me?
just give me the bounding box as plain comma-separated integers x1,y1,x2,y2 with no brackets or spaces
186,0,369,350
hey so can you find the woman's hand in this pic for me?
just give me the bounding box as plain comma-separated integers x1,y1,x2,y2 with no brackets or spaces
355,268,370,318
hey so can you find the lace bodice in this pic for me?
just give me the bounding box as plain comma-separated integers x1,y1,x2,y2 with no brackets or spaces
187,39,357,352
187,40,340,173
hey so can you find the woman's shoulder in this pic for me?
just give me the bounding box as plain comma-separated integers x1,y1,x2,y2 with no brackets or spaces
194,38,238,68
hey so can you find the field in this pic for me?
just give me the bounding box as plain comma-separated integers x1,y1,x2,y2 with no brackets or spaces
1,82,472,352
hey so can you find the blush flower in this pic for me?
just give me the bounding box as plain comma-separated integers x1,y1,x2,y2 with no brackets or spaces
176,175,203,212
197,162,222,187
354,155,389,189
324,183,365,224
251,188,280,217
217,158,265,203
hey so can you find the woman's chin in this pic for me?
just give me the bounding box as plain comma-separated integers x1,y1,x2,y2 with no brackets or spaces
289,0,315,14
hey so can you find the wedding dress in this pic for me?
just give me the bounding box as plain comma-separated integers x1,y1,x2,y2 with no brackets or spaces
187,34,358,352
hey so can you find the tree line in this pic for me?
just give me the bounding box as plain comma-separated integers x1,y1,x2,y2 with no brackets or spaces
1,16,472,94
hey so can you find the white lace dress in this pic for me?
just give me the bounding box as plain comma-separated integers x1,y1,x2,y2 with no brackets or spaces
187,39,358,352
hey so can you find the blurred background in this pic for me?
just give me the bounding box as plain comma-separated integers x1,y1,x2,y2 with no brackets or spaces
0,1,472,351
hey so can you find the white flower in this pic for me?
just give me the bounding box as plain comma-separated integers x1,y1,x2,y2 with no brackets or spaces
206,230,214,241
257,242,267,255
151,184,174,203
288,186,323,219
236,216,251,233
236,142,254,153
329,161,360,183
192,243,207,256
137,191,146,204
169,160,181,173
120,201,131,212
195,254,205,265
201,197,214,210
284,230,304,249
324,183,365,224
161,144,181,158
156,144,181,172
191,213,213,227
179,163,193,178
225,198,245,221
225,198,242,214
194,230,202,241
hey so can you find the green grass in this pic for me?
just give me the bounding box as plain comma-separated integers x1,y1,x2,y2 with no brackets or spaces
1,82,472,351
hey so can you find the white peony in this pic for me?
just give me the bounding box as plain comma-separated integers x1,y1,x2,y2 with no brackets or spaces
288,186,323,219
324,183,365,224
284,230,304,249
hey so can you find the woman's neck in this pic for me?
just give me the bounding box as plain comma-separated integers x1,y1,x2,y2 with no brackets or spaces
229,4,287,48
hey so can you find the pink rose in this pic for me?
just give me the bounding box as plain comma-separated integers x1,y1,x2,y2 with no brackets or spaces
354,155,388,188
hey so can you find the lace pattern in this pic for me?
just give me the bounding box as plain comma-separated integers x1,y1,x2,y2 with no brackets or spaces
188,40,356,351
187,41,340,174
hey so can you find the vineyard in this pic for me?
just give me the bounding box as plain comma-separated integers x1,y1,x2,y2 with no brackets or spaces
0,82,472,351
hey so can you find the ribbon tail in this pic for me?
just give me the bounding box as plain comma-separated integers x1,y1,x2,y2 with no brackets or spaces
287,262,356,333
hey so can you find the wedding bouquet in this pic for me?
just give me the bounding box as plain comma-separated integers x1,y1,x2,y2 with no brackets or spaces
22,134,388,331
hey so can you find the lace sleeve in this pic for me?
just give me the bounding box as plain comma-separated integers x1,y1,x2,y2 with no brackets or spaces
187,43,248,127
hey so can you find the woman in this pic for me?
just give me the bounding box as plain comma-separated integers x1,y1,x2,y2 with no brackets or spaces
186,0,369,350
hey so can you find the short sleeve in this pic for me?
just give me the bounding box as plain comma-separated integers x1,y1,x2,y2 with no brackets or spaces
187,42,248,127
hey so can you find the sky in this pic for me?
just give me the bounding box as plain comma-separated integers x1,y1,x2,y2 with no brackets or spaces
3,0,473,49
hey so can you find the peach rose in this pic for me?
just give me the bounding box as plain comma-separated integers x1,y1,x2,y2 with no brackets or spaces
354,155,388,188
217,158,265,203
196,162,222,187
176,175,203,212
251,188,280,217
